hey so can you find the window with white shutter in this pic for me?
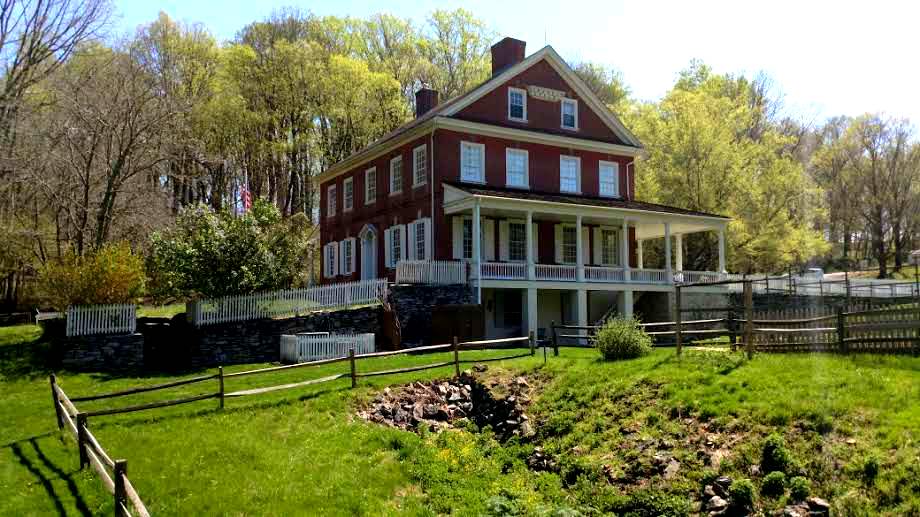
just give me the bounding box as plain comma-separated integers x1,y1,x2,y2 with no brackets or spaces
343,177,353,211
365,168,376,204
413,219,427,260
386,225,405,267
562,226,577,264
324,242,338,277
413,145,427,187
340,239,356,275
508,222,526,262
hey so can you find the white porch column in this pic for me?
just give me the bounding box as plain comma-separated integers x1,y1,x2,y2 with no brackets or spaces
526,210,535,280
527,287,538,337
718,228,726,273
637,239,644,269
621,219,631,282
675,234,684,272
576,215,584,281
664,222,672,282
619,290,634,319
576,288,587,327
473,199,482,303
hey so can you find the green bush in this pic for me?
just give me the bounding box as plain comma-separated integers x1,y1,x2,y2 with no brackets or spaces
38,242,145,309
788,476,810,501
761,433,793,474
861,455,879,485
761,471,786,497
728,479,756,509
594,317,653,361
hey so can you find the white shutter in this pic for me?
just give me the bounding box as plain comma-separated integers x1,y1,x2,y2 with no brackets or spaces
398,225,407,264
384,228,393,268
423,218,432,260
339,241,346,274
554,224,563,263
499,220,510,261
323,244,330,278
452,217,463,259
407,222,417,260
483,219,495,261
593,227,603,265
582,227,590,265
349,238,357,273
331,242,339,277
532,223,539,263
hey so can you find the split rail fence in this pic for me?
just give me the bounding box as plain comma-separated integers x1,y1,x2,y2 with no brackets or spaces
49,333,536,514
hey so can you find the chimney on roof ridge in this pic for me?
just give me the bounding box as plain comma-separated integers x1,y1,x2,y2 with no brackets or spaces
415,87,439,118
491,37,526,76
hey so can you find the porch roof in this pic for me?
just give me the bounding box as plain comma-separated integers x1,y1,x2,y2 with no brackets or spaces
443,181,729,220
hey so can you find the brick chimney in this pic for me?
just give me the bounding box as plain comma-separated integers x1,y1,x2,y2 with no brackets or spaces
415,88,439,118
491,37,526,76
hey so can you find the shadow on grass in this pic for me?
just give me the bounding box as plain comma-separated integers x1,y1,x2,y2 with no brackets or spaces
7,436,92,517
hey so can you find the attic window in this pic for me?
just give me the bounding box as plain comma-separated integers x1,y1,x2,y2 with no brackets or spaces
561,98,578,130
508,87,527,121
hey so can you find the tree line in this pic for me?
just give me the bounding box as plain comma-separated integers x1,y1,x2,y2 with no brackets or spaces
0,0,917,309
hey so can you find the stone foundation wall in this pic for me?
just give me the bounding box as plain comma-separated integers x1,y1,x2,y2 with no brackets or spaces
388,284,477,346
60,333,145,372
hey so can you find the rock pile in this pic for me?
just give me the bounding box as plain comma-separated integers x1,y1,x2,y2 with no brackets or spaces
358,365,536,440
702,477,829,517
781,497,830,517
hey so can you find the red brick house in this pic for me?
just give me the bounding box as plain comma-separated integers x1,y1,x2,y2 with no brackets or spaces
317,37,729,337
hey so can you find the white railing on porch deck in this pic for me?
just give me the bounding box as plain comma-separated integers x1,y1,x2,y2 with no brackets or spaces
481,262,527,280
674,270,725,284
584,266,625,282
535,264,577,281
631,269,669,284
396,260,467,284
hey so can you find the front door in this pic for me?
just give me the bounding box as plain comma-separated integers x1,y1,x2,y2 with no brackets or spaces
361,227,377,280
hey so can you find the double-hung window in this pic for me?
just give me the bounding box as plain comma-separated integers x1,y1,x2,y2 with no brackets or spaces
340,238,355,275
390,155,403,195
385,225,405,268
324,242,338,278
599,161,619,198
460,141,485,183
505,148,528,188
326,185,336,217
561,98,578,130
562,226,577,264
365,168,376,205
508,222,527,262
413,145,427,187
601,229,619,265
413,219,427,260
559,156,581,193
508,87,527,121
343,177,353,211
462,219,473,259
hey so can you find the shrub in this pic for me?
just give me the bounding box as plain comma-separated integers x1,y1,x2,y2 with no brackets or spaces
762,471,786,497
728,479,756,509
38,242,145,309
761,433,793,474
861,455,879,485
594,317,652,361
788,476,810,501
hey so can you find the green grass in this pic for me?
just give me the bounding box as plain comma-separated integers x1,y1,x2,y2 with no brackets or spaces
136,303,186,319
1,325,919,515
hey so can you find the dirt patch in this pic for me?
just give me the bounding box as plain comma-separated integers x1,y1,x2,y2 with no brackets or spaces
358,365,539,440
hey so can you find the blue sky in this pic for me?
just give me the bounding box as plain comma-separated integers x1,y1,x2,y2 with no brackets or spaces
114,0,920,125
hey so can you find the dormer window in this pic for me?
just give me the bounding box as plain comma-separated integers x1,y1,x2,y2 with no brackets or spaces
561,98,578,130
508,87,527,121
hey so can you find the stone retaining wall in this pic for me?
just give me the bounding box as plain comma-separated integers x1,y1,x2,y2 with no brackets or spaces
388,284,477,346
60,333,145,372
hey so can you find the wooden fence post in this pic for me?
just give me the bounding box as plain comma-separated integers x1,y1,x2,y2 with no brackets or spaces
218,366,225,410
551,321,559,357
349,348,356,388
76,413,88,469
529,330,535,356
836,307,847,354
49,374,63,430
743,281,754,359
727,311,737,352
675,286,683,357
452,336,460,378
114,460,128,517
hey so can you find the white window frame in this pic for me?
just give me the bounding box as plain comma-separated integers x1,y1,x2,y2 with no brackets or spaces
505,148,529,189
342,177,353,212
385,224,407,268
559,155,581,194
389,155,403,196
507,87,527,122
412,145,427,187
600,227,619,266
462,218,473,260
339,238,356,275
326,185,336,218
598,160,619,198
364,167,376,205
408,218,431,261
561,225,578,265
561,98,578,130
507,220,527,262
460,141,485,184
324,242,338,278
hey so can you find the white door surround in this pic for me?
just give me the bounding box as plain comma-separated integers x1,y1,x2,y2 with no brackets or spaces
359,224,378,280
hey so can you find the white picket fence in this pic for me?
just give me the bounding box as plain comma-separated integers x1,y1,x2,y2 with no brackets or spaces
396,260,467,284
187,279,389,327
66,304,137,337
280,332,376,363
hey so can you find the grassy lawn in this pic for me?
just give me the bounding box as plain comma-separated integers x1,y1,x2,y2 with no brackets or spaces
136,303,186,319
1,324,919,515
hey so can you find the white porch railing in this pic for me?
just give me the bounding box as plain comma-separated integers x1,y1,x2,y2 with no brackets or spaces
674,270,725,284
584,266,626,282
535,264,577,281
188,279,388,327
631,268,670,284
481,262,527,280
280,332,375,363
396,260,467,284
66,304,137,337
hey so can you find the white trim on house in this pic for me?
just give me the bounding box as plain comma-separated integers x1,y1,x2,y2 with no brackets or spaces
559,155,581,194
412,144,427,187
460,141,486,183
507,86,528,122
342,177,353,212
364,167,376,205
389,155,403,196
598,160,619,198
505,148,529,189
326,185,337,218
560,98,578,131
